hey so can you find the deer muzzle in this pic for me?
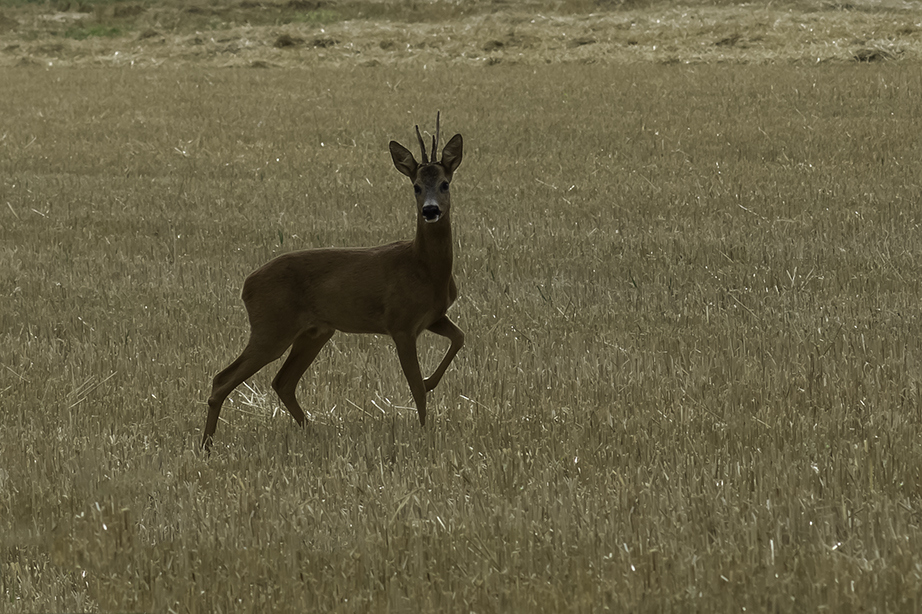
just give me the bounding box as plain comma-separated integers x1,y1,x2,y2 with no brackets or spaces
422,204,442,223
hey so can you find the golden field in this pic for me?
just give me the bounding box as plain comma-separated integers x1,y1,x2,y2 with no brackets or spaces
1,0,922,611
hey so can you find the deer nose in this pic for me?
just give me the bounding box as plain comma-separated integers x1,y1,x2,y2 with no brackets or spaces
422,204,442,222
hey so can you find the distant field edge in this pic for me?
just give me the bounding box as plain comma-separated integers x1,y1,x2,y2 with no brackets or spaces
0,0,921,67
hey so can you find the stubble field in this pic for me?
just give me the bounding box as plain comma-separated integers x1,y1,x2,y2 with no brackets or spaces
2,0,922,612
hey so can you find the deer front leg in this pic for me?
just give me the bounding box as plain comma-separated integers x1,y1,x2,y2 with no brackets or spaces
423,316,464,392
393,333,428,426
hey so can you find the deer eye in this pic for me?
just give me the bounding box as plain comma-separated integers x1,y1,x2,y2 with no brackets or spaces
414,184,422,195
440,181,450,192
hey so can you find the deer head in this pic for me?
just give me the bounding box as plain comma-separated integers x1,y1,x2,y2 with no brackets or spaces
389,113,463,224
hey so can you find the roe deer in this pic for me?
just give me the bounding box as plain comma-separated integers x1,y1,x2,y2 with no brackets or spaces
202,114,464,450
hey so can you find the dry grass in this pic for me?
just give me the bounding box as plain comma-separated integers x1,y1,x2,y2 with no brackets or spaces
0,0,921,67
2,2,922,612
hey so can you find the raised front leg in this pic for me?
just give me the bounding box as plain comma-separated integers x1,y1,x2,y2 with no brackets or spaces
423,316,464,392
392,333,428,425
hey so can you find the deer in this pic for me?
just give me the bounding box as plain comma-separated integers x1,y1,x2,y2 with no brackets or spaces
201,114,464,451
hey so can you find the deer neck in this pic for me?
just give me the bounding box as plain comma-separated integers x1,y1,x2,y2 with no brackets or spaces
412,215,453,280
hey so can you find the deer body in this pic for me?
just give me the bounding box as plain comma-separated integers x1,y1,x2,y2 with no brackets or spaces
202,119,463,450
241,240,457,337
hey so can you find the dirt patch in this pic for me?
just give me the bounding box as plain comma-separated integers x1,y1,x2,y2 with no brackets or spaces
853,46,899,61
273,33,305,47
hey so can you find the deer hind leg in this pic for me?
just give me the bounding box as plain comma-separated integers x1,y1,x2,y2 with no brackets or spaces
423,316,465,392
392,333,428,426
271,328,334,425
202,334,293,450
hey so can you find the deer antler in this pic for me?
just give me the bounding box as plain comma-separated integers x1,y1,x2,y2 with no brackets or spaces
415,125,429,164
433,111,440,162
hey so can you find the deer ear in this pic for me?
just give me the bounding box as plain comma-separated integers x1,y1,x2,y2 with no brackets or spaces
389,141,418,179
440,134,463,177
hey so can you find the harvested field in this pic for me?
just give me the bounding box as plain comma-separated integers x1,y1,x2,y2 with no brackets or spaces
2,0,922,611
